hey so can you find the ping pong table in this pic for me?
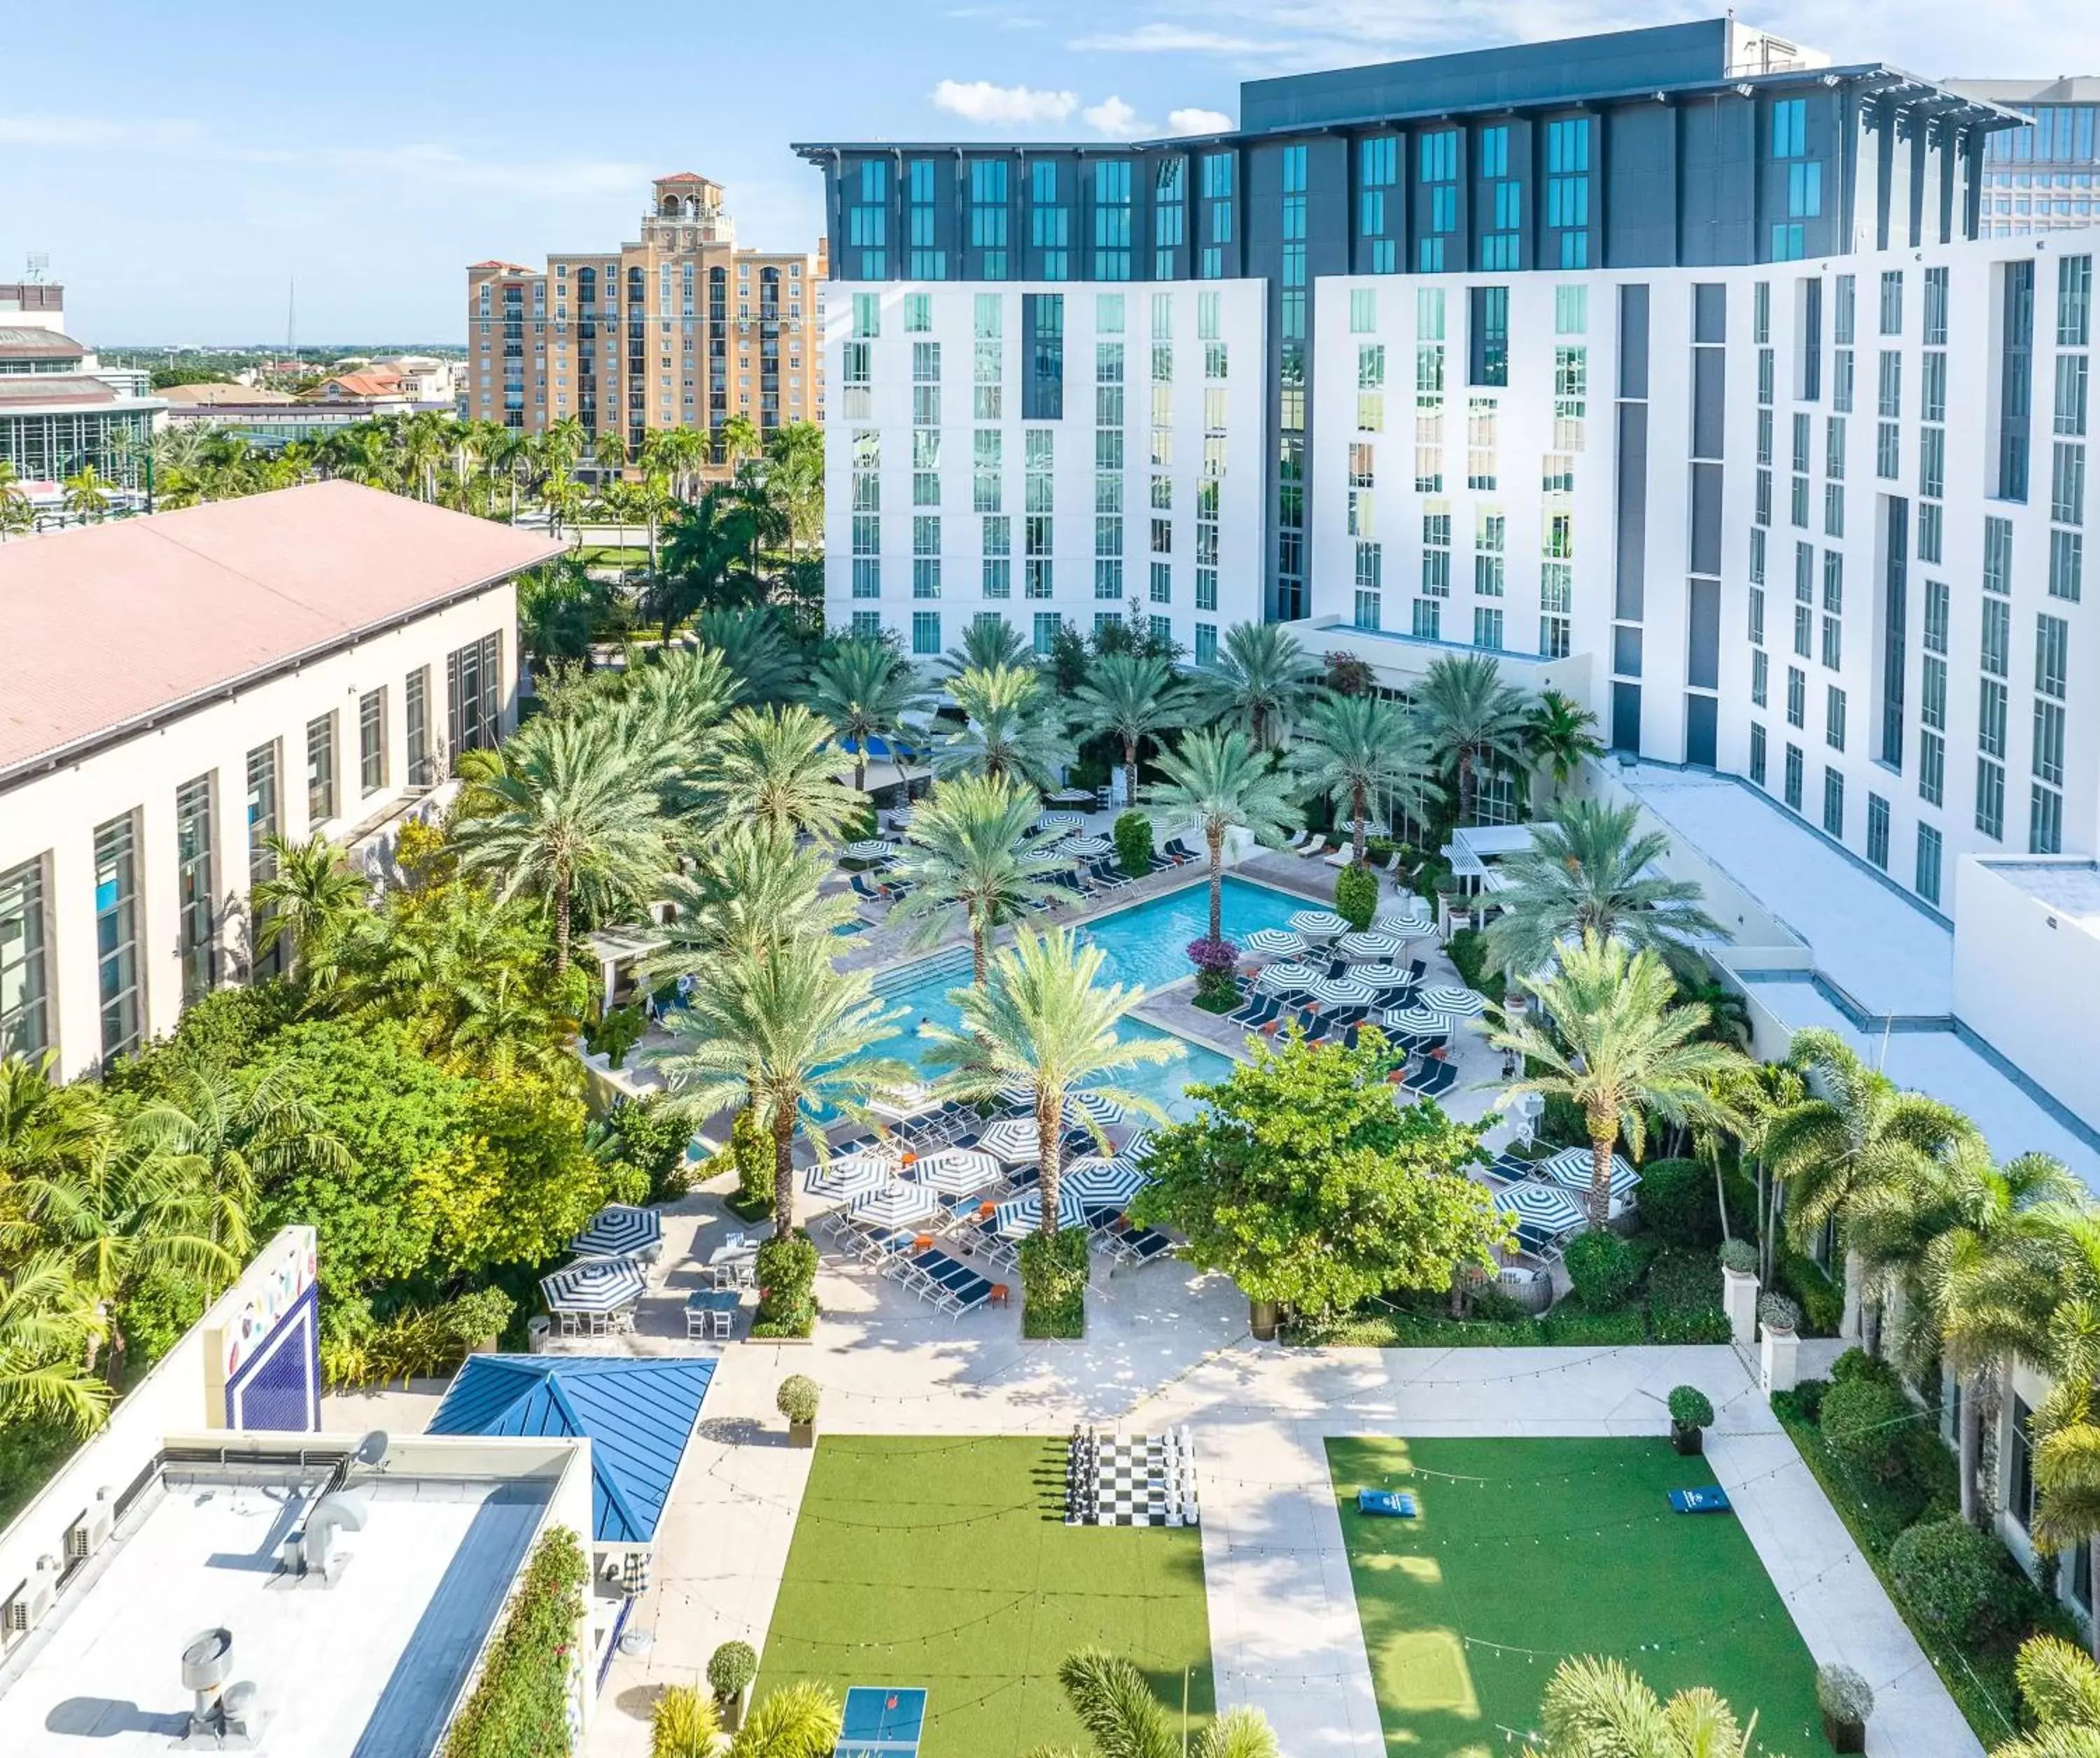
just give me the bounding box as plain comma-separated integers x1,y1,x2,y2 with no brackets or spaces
836,1685,927,1757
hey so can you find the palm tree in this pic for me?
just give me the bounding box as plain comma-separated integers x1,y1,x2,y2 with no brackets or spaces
1025,1648,1278,1758
0,459,34,538
935,664,1072,788
695,607,800,705
726,1681,843,1758
806,638,927,794
1198,621,1320,750
251,833,368,987
1145,728,1302,942
1290,691,1435,863
921,928,1182,1242
649,940,914,1230
1414,652,1532,824
1763,1027,1982,1353
1996,1634,2100,1751
0,1253,110,1433
648,821,857,976
1519,1656,1762,1758
62,463,113,523
1,1050,112,1186
1071,653,1190,808
1491,931,1748,1226
888,774,1068,983
706,704,862,844
1524,688,1605,796
718,412,762,473
1478,797,1730,981
941,615,1032,679
452,717,668,976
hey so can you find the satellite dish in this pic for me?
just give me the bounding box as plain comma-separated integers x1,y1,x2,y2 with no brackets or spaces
354,1430,389,1467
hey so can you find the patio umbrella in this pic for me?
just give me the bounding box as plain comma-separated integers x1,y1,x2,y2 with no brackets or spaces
1065,834,1113,858
568,1203,662,1258
993,1186,1088,1237
841,838,896,862
1382,1002,1458,1034
1336,817,1374,833
1539,1146,1642,1201
976,1117,1044,1163
1035,811,1084,832
1244,927,1307,957
1065,1089,1126,1127
804,1152,895,1200
869,1081,939,1120
850,1178,943,1228
1289,907,1351,938
1338,929,1404,959
1351,962,1403,985
911,1148,1002,1197
1492,1183,1587,1233
1047,787,1097,806
1308,974,1378,1006
1257,960,1320,992
1065,1158,1148,1208
1418,985,1487,1017
540,1256,646,1314
1376,901,1434,934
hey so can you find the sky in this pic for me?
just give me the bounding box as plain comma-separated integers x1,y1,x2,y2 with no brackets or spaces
4,0,2094,346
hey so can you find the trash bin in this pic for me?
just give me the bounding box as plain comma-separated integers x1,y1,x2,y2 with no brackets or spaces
526,1315,551,1353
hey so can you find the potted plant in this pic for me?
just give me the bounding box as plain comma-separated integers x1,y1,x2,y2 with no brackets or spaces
777,1374,820,1447
1816,1661,1873,1754
1758,1292,1802,1337
1718,1237,1758,1276
1667,1385,1715,1456
707,1640,759,1733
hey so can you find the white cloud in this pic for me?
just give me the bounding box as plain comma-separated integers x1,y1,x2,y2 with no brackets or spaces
1083,95,1156,139
1166,107,1236,134
931,79,1078,125
1070,24,1282,52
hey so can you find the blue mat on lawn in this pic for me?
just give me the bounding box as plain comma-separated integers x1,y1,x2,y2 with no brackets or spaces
1357,1488,1418,1518
1668,1486,1732,1514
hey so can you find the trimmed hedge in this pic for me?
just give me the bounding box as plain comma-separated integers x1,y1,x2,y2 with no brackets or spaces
1019,1227,1089,1339
1634,1159,1718,1246
1646,1249,1730,1343
442,1525,587,1758
1890,1517,2047,1648
1113,810,1154,878
1777,1246,1846,1336
1334,862,1379,931
1564,1230,1640,1309
753,1232,818,1339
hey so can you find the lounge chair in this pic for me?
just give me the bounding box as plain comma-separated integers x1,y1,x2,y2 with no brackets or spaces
850,873,890,904
1162,838,1198,865
1296,834,1330,859
1282,829,1310,851
1411,1060,1458,1100
1228,994,1280,1029
1117,1228,1175,1266
1300,1014,1334,1045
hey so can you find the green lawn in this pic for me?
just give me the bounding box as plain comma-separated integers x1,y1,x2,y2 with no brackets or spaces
1326,1437,1825,1758
757,1436,1214,1757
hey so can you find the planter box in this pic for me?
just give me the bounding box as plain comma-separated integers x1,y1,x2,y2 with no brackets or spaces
1670,1421,1704,1457
1249,1299,1281,1342
718,1684,752,1732
788,1421,816,1449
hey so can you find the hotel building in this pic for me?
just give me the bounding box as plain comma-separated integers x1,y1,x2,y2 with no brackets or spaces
1947,78,2100,236
0,281,163,496
463,174,825,467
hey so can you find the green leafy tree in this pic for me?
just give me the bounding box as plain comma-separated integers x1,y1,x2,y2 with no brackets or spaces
704,703,863,845
1518,1657,1770,1758
1289,691,1436,863
1523,687,1605,795
1490,931,1748,1227
887,773,1067,983
0,1253,109,1432
650,820,856,975
1023,1648,1278,1758
941,615,1032,679
806,638,927,794
1413,652,1532,824
1134,1026,1508,1318
934,663,1072,788
1478,797,1730,981
1198,621,1320,750
1070,652,1190,808
1144,728,1301,943
251,832,367,988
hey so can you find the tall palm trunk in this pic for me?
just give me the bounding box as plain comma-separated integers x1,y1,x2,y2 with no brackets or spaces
1457,749,1477,826
1959,1368,1984,1525
1123,734,1139,810
1587,1117,1615,1228
554,861,572,977
771,1102,797,1235
1037,1088,1064,1238
1205,825,1225,943
970,917,988,987
1351,781,1368,863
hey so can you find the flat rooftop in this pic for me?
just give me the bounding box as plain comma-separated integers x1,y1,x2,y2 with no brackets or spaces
0,1460,552,1758
1980,858,2100,927
1617,764,1954,1018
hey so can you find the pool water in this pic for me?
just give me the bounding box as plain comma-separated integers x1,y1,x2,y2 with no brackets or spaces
866,876,1308,1120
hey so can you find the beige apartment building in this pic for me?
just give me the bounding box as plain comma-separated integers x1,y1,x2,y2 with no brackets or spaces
463,174,824,470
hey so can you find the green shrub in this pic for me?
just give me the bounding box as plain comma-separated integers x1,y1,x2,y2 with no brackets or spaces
1777,1247,1846,1335
1648,1249,1730,1343
1113,810,1154,878
1445,928,1497,999
607,1095,690,1204
1563,1230,1639,1309
1717,1237,1758,1274
1786,1377,1830,1424
708,1641,758,1700
1537,1092,1590,1151
440,1525,587,1758
724,1107,774,1219
1831,1346,1897,1386
1018,1228,1089,1338
1365,836,1396,863
1668,1385,1716,1429
1816,1663,1875,1725
775,1374,820,1426
650,1684,720,1757
1634,1158,1721,1246
752,1231,818,1338
1540,1303,1652,1346
1891,1517,2041,1647
1821,1376,1917,1484
1334,862,1379,931
582,1003,647,1069
1194,968,1238,1010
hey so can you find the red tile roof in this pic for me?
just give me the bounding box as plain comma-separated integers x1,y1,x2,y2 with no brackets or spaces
0,482,563,781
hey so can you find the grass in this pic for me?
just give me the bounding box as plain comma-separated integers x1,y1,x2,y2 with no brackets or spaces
756,1436,1214,1756
1325,1436,1823,1758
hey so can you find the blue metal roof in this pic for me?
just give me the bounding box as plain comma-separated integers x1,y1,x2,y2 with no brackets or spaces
428,1355,715,1545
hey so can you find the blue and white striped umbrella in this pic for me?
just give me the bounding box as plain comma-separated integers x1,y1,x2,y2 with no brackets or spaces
540,1256,647,1314
993,1186,1088,1237
1539,1146,1642,1200
1118,1129,1155,1165
1338,929,1405,959
1351,963,1404,985
1492,1183,1587,1233
1065,1089,1126,1127
849,1178,942,1228
841,838,895,862
1419,984,1488,1017
1257,960,1320,993
911,1148,1002,1196
1244,928,1306,957
568,1204,662,1258
1376,901,1435,935
1289,907,1351,938
976,1117,1044,1163
1035,811,1084,832
1065,834,1114,858
804,1152,894,1200
1065,1157,1147,1207
995,1081,1038,1109
1308,973,1377,1006
1382,1003,1458,1034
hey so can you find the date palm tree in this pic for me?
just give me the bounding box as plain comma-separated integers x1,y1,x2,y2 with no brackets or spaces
1479,797,1730,982
806,638,928,794
650,940,913,1231
921,928,1182,1246
1518,1657,1763,1758
252,832,368,990
62,463,113,523
941,615,1032,680
0,1253,110,1433
888,773,1068,983
1290,691,1436,863
1145,728,1302,942
1024,1649,1278,1758
725,1681,843,1758
1523,687,1605,796
452,717,668,976
1198,621,1320,750
1414,652,1532,824
1994,1634,2100,1752
649,821,857,974
694,606,799,705
1490,931,1747,1227
1071,652,1191,808
705,703,863,845
935,663,1072,788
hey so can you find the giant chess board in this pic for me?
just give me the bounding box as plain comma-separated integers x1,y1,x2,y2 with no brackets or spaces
1064,1423,1198,1527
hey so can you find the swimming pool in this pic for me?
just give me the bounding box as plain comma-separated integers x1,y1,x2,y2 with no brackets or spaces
866,876,1310,1120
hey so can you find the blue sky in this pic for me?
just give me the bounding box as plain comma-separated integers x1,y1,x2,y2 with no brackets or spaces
3,0,2084,345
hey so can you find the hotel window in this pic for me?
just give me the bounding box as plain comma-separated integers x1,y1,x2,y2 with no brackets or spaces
1866,794,1890,869
906,158,945,279
246,742,281,978
358,689,387,796
93,813,143,1061
1092,159,1133,281
982,514,1011,598
306,714,337,824
1749,722,1768,787
1032,612,1060,656
912,610,941,656
1030,160,1070,281
913,516,941,598
1917,823,1943,906
1480,125,1520,270
848,159,889,280
1545,119,1590,268
1468,286,1508,387
1822,767,1844,839
175,774,216,1004
970,159,1010,279
0,856,50,1058
1152,157,1184,280
1418,129,1460,272
1199,152,1234,279
1358,135,1399,274
447,633,503,757
2010,1397,2038,1532
1783,743,1805,810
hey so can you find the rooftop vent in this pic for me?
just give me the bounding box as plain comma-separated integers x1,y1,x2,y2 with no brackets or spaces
178,1626,262,1750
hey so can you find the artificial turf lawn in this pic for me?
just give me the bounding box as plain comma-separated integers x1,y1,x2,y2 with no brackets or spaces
755,1435,1215,1756
1326,1437,1826,1758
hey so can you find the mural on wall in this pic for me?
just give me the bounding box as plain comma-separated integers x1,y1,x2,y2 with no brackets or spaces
218,1232,317,1380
